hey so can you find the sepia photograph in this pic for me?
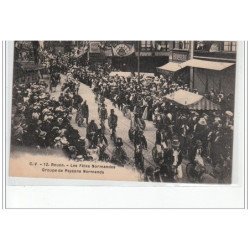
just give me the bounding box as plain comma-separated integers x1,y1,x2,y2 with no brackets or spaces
9,41,236,184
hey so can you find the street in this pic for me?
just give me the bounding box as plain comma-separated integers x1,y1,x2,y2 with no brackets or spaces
50,75,191,182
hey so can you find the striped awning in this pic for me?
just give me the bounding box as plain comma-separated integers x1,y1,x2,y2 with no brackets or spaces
166,89,203,106
187,97,221,110
165,90,220,110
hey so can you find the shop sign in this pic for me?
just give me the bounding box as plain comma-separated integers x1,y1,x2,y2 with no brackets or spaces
172,51,189,62
135,52,152,56
155,51,168,56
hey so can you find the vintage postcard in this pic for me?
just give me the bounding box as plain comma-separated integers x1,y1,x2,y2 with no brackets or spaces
9,41,236,183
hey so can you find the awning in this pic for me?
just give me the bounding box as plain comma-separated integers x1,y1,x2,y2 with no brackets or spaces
166,89,203,106
165,89,220,110
187,96,221,110
182,59,235,71
157,62,184,73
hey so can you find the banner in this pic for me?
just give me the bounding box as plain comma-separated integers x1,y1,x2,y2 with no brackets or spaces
112,44,135,57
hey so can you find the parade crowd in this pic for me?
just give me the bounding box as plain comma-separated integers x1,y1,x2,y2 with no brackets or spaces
11,49,234,182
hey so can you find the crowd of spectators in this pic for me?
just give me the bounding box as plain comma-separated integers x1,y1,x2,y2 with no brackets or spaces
73,64,234,174
11,48,234,181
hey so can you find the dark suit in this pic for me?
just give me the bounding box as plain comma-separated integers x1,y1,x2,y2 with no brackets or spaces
163,148,182,167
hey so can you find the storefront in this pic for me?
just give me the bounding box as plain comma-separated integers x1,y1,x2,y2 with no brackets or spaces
111,56,137,72
87,42,169,73
138,53,169,73
182,59,236,95
157,58,235,95
156,61,190,83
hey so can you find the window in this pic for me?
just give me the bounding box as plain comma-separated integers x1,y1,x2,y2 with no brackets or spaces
141,41,152,51
224,41,237,52
174,41,189,50
155,41,169,51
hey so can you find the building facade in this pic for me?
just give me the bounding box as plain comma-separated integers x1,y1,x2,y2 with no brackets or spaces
42,40,237,96
191,41,236,95
87,41,171,73
163,41,237,95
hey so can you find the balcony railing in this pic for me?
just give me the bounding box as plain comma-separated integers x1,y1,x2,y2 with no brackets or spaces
194,50,236,60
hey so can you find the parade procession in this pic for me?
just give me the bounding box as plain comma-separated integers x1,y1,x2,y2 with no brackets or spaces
10,41,236,183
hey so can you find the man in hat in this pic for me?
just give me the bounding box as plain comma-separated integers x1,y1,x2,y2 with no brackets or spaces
81,101,89,124
66,145,78,160
87,143,100,161
133,130,147,172
134,130,147,150
36,131,49,148
76,155,84,162
65,125,80,145
111,138,128,166
210,130,225,168
12,121,25,146
58,93,64,104
86,120,98,146
75,137,88,159
99,103,108,125
53,137,64,149
62,92,73,108
224,111,234,127
47,126,60,146
72,92,83,110
108,109,118,140
162,137,183,181
188,139,205,166
194,118,208,146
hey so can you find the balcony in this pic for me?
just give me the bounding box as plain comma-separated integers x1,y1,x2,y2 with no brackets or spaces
193,41,237,61
194,50,236,61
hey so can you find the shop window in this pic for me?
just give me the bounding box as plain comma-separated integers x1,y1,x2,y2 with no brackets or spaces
224,41,237,52
174,41,189,50
155,41,169,51
141,41,152,51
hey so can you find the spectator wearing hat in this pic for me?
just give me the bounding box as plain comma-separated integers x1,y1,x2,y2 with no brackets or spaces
36,131,49,148
134,130,147,150
188,140,204,165
108,109,118,138
210,130,225,168
111,138,128,166
53,137,64,149
87,144,100,161
194,118,208,147
99,103,108,124
72,92,83,110
12,121,25,145
75,137,88,159
161,137,183,181
86,120,98,146
81,101,89,124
